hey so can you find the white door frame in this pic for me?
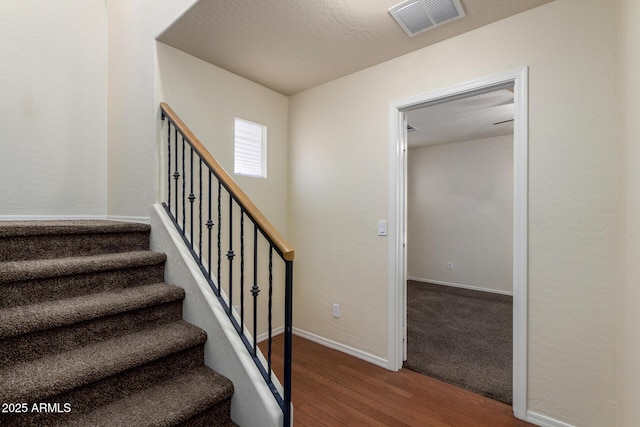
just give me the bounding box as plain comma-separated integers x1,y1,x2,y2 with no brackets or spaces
387,67,528,419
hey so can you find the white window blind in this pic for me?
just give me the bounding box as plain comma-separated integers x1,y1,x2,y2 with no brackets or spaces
234,118,267,178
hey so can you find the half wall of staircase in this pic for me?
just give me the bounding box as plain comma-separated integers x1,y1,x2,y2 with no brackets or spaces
150,204,286,427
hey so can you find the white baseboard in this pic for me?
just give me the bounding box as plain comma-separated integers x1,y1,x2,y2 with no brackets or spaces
527,411,576,427
107,215,150,224
293,328,389,369
408,277,513,296
257,326,284,344
0,215,107,221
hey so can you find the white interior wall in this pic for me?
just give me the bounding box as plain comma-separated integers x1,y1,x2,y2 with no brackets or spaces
0,0,107,217
407,136,513,294
618,0,640,425
106,0,198,220
155,42,290,339
288,0,617,425
155,42,289,234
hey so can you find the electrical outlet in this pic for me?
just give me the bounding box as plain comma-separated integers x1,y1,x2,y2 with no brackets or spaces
332,304,340,318
447,262,453,270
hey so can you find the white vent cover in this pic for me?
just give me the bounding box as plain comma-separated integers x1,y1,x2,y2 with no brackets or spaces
388,0,466,37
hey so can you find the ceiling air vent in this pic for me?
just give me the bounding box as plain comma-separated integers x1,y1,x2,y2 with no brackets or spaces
389,0,466,37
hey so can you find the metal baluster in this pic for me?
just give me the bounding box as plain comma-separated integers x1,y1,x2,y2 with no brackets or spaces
217,181,222,295
198,159,203,262
240,209,245,332
251,224,260,356
165,116,171,213
182,137,186,232
173,130,179,222
206,171,213,279
283,260,294,427
227,197,235,314
268,244,273,382
188,147,195,249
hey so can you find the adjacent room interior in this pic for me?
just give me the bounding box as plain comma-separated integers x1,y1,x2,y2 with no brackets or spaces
404,87,515,404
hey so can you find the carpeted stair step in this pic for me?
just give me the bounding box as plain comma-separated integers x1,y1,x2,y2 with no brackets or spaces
25,346,209,425
0,220,151,262
56,367,235,427
0,250,166,285
0,220,236,426
0,320,207,403
0,283,186,365
0,251,166,308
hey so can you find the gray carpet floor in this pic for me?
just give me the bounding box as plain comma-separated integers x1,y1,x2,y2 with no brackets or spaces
404,280,513,404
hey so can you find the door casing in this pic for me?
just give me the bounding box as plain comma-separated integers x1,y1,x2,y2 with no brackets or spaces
387,67,529,419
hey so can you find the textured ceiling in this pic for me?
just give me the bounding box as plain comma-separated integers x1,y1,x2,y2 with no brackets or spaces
158,0,553,95
407,88,514,148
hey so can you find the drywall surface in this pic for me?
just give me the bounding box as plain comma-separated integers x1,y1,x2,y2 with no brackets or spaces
618,0,640,425
0,0,107,217
106,0,198,219
288,0,617,425
155,44,289,339
156,43,289,234
407,136,513,294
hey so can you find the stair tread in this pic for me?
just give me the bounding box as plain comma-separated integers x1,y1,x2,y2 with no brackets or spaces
0,220,150,238
0,320,207,402
0,220,235,425
60,366,234,427
0,282,185,338
0,250,166,284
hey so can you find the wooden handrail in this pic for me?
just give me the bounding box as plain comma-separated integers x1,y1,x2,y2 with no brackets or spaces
160,102,295,261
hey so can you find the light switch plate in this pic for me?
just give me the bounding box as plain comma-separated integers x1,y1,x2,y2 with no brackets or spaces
378,220,387,236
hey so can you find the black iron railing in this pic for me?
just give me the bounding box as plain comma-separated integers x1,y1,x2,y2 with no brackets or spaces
160,102,293,426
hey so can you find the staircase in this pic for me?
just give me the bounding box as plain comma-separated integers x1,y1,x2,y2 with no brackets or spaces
0,220,236,427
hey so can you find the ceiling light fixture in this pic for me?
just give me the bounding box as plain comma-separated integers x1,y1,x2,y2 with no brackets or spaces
388,0,466,37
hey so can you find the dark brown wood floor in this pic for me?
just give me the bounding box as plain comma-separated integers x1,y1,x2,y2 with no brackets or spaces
260,334,534,427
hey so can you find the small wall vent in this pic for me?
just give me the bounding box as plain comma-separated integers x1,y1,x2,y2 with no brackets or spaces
389,0,466,37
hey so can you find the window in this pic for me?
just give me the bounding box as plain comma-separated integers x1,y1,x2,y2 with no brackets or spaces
234,118,267,178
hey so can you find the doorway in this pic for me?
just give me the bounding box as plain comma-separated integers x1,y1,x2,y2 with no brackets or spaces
387,68,528,419
404,86,514,404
